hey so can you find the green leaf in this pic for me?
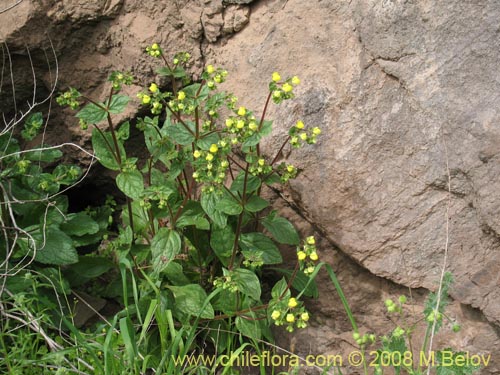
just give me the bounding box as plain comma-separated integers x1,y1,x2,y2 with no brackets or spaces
200,190,227,227
168,284,214,319
210,225,234,263
215,197,242,216
230,171,261,195
239,233,282,265
60,212,99,236
117,121,130,141
260,120,273,136
23,147,63,163
164,120,195,146
157,66,187,78
34,227,78,265
76,102,107,124
65,256,114,287
236,315,261,340
245,195,269,213
242,133,261,149
151,228,182,276
175,201,210,230
162,262,190,286
233,268,261,300
91,127,126,170
119,317,138,363
262,211,300,245
273,268,318,298
108,94,130,114
116,170,144,199
434,349,480,375
271,278,289,300
197,132,220,150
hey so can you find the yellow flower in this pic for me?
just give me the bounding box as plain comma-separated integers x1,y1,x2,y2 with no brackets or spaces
209,144,218,153
258,158,265,166
206,65,215,74
149,83,158,93
301,312,309,321
286,165,295,173
312,127,321,135
306,236,315,245
299,132,307,141
271,310,281,320
297,251,306,261
237,106,246,116
206,154,214,161
309,252,319,261
296,120,304,129
193,150,201,158
292,76,300,85
272,72,281,82
178,91,186,101
249,121,258,131
226,118,234,127
286,313,295,323
282,83,293,92
142,95,151,104
307,266,315,274
273,90,282,98
151,43,159,50
236,120,245,129
288,298,298,308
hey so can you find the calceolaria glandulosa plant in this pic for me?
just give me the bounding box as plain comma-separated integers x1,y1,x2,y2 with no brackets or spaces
57,43,325,366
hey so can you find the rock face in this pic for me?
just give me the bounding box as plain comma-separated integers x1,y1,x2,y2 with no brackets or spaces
2,0,500,372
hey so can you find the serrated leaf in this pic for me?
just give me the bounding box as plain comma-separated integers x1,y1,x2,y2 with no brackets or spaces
151,228,181,276
201,190,227,227
34,227,78,265
108,94,130,114
164,120,196,145
210,225,234,263
215,197,242,216
230,172,261,195
157,66,187,78
271,278,289,300
245,195,269,213
239,232,282,264
262,211,299,245
233,268,261,300
236,315,261,340
116,170,144,199
76,102,107,124
176,200,210,230
60,212,99,236
117,121,130,140
91,127,126,170
23,147,63,163
273,267,318,298
197,132,220,150
168,284,214,319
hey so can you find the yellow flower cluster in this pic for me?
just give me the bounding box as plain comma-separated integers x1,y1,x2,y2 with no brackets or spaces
204,64,228,90
289,120,322,148
270,72,301,104
191,140,231,188
137,82,164,114
270,296,310,332
146,43,162,58
298,236,319,275
224,106,261,145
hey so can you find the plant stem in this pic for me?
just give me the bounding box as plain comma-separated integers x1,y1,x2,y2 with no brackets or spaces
228,162,250,270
